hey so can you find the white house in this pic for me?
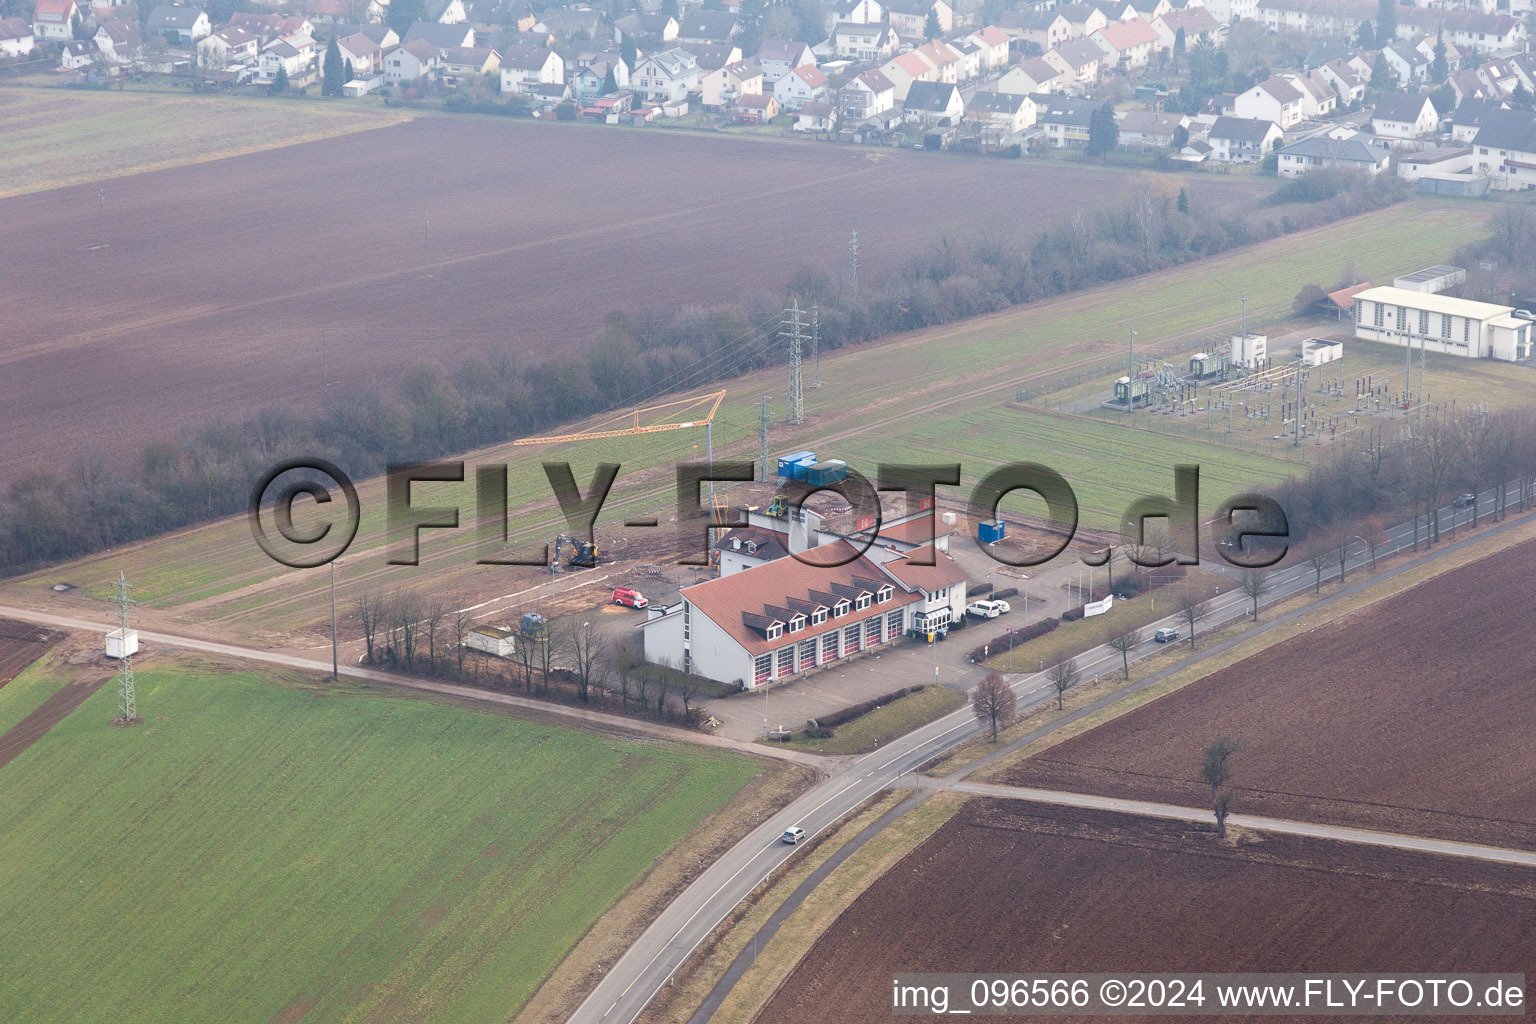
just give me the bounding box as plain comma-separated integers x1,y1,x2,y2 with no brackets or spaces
885,0,952,41
30,0,77,41
839,67,897,121
1370,92,1439,146
1278,135,1391,177
497,43,562,92
92,18,140,62
968,90,1036,134
1036,94,1102,146
146,3,210,43
834,0,884,25
382,37,440,82
1044,37,1105,91
1380,42,1428,87
967,25,1010,69
0,16,36,55
879,48,937,101
755,37,816,82
833,20,899,61
1150,6,1221,49
1207,114,1282,162
1470,108,1536,190
59,38,93,66
794,101,838,132
1280,70,1336,118
1089,17,1160,69
198,26,257,67
332,31,378,75
1232,76,1304,129
773,62,828,110
630,47,700,104
1353,286,1532,361
700,59,760,108
997,56,1063,94
903,80,963,125
1055,1,1109,36
1317,57,1366,106
1000,8,1072,50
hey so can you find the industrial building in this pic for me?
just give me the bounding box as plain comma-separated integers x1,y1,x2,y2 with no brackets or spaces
1352,286,1533,362
640,531,969,689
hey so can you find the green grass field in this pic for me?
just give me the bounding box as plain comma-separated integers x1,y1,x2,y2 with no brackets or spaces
3,197,1505,633
0,661,759,1024
0,654,68,736
0,87,410,196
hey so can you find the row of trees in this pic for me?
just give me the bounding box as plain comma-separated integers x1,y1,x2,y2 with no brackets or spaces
0,173,1406,579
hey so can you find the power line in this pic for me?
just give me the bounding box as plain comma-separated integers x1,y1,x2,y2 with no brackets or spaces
810,303,821,389
781,301,805,427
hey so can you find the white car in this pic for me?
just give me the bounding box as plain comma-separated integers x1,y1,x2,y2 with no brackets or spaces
966,600,1002,619
991,599,1011,614
781,826,806,845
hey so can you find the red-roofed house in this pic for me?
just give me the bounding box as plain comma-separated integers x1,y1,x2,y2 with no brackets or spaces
773,62,827,109
1088,17,1159,69
967,25,1009,70
32,0,78,41
640,539,968,687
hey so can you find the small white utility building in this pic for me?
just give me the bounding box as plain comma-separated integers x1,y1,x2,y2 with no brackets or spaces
105,627,139,659
1299,339,1343,366
1230,332,1268,368
1353,286,1533,362
463,626,516,658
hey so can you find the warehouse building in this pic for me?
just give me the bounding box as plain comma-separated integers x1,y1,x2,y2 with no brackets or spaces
640,537,968,688
1352,286,1532,362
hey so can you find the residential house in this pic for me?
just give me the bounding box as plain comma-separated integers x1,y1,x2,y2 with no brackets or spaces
1089,16,1159,68
572,56,629,101
1398,9,1525,52
1150,6,1221,48
885,0,952,40
629,47,700,104
1370,91,1438,146
833,0,884,25
303,0,386,25
1451,96,1506,142
1278,135,1391,176
442,45,498,84
1043,37,1104,90
1448,66,1502,104
967,89,1036,133
1117,107,1188,147
402,20,472,49
0,16,36,55
224,12,311,44
31,0,77,41
736,92,779,122
60,37,93,65
832,20,899,61
879,48,936,101
1413,33,1460,71
197,25,257,66
333,31,379,75
968,25,1010,69
999,8,1072,50
524,81,571,111
678,41,742,71
949,36,984,79
146,3,209,43
700,59,760,107
1317,57,1366,105
1471,107,1536,190
997,56,1063,94
755,38,815,82
794,101,837,131
913,39,962,82
423,0,466,24
839,67,897,121
382,37,440,82
1036,94,1103,145
774,62,828,110
612,11,677,43
1380,42,1428,86
1279,69,1336,117
92,17,140,61
677,10,737,42
1232,76,1304,129
1397,145,1473,180
1207,114,1282,161
1054,2,1110,36
903,79,962,124
498,43,562,92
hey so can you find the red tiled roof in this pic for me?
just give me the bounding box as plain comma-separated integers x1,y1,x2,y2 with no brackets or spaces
33,0,74,22
681,541,914,657
877,544,970,593
873,514,953,547
1326,282,1372,309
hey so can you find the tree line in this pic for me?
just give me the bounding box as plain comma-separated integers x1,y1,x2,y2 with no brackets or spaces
0,173,1407,577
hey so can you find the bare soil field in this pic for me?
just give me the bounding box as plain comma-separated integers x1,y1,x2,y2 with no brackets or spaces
757,800,1536,1024
0,114,1263,480
998,537,1536,850
0,676,105,770
0,619,63,687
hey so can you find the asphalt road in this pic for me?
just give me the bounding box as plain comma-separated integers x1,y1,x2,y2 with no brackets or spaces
566,484,1525,1024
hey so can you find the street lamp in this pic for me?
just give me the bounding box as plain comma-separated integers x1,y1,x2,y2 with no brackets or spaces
329,559,344,680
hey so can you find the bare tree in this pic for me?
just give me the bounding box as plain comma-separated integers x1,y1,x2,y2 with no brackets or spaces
1200,737,1241,839
676,662,706,724
514,613,540,693
422,597,448,674
353,589,384,664
536,619,566,694
569,621,610,703
451,606,474,674
1333,527,1354,585
1049,657,1079,710
1358,516,1387,570
1105,627,1141,679
1237,568,1270,621
1305,541,1329,593
1177,590,1212,649
390,589,421,668
653,658,675,718
972,671,1017,741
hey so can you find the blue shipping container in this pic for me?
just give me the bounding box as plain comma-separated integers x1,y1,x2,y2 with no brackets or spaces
790,456,818,482
777,451,817,477
978,519,1006,544
805,460,849,487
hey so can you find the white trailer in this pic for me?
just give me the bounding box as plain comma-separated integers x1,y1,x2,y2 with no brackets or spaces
464,626,516,658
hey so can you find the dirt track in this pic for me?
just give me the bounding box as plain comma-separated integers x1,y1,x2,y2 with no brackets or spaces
999,537,1536,850
0,116,1261,481
757,800,1536,1024
0,618,62,686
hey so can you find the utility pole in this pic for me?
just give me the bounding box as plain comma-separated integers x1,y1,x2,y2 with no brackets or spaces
847,229,859,293
423,212,430,268
1240,291,1247,344
1128,326,1136,379
321,328,327,387
329,560,342,680
810,302,821,388
757,395,771,482
111,572,138,725
782,302,805,426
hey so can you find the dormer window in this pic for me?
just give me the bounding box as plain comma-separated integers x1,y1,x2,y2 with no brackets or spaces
766,622,783,640
877,585,893,602
812,608,828,625
789,614,806,633
855,593,872,611
833,599,851,617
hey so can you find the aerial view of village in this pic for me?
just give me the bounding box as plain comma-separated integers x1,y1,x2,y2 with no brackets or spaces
0,0,1534,1013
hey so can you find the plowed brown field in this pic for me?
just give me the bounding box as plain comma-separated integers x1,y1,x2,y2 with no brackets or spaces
997,537,1536,850
0,116,1262,480
757,800,1536,1024
0,618,61,687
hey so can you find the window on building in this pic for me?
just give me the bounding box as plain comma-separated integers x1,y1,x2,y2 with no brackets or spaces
799,638,817,666
855,593,871,611
753,654,772,686
1442,314,1452,338
766,622,783,640
877,585,893,602
812,607,827,625
682,604,690,641
789,614,805,633
834,599,850,617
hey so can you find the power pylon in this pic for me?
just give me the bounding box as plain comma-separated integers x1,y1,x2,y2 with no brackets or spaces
111,571,138,725
758,395,772,481
848,229,859,292
782,302,806,426
810,303,821,388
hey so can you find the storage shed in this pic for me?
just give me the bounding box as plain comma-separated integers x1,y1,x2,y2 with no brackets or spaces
464,626,516,658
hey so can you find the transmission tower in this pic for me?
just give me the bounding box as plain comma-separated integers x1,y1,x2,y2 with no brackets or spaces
848,229,859,292
782,302,806,426
111,571,138,725
758,395,772,481
810,303,821,388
